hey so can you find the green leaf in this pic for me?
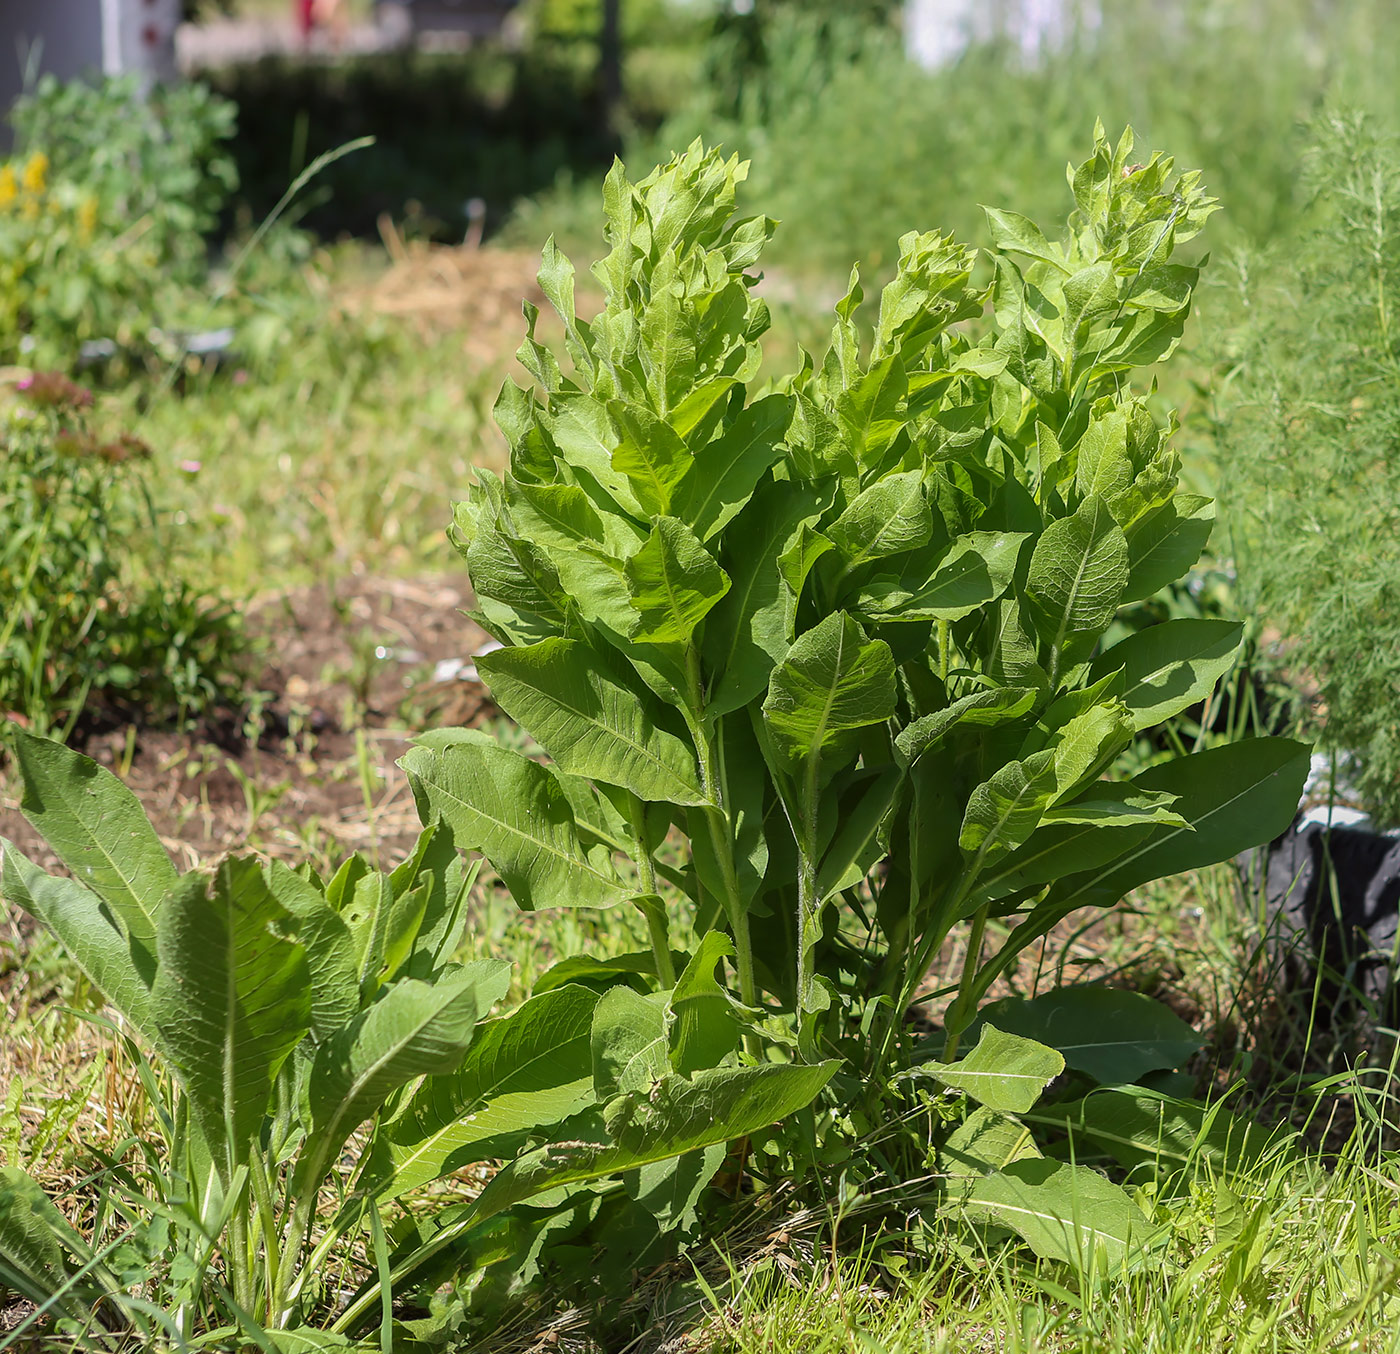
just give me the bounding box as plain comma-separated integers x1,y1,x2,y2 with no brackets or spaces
10,727,175,970
762,613,896,799
673,393,790,541
626,1143,726,1234
366,985,598,1204
963,1159,1154,1271
959,751,1059,870
478,638,706,806
970,987,1203,1085
1049,738,1311,908
835,354,907,466
403,737,635,911
825,470,934,574
916,1024,1064,1113
475,1061,836,1223
609,401,690,516
668,931,741,1075
1122,496,1214,603
1025,496,1129,671
0,1167,101,1323
2,839,153,1036
1088,619,1244,731
1034,1089,1300,1180
984,206,1065,270
624,516,732,643
300,964,508,1192
592,985,669,1100
896,688,1037,765
151,857,312,1172
263,862,360,1040
940,1108,1041,1189
857,531,1028,622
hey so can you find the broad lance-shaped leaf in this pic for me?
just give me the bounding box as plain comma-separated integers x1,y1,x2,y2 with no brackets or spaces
341,1060,837,1334
362,984,598,1205
1047,737,1311,910
824,469,933,573
2,840,154,1037
150,857,312,1173
10,728,175,970
1088,618,1244,731
959,750,1059,871
912,1024,1064,1114
1122,495,1214,603
298,962,510,1195
403,735,635,911
0,1167,105,1324
762,612,896,800
857,531,1028,622
1025,494,1129,670
609,401,689,516
477,638,706,806
963,1159,1154,1271
624,516,731,643
969,988,1203,1086
592,985,670,1100
896,688,1037,765
672,392,790,541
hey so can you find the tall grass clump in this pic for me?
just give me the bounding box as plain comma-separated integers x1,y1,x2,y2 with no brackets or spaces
1215,112,1400,827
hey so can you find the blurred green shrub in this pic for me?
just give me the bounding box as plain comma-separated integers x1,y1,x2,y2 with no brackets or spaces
0,373,255,736
1215,112,1400,825
0,75,237,364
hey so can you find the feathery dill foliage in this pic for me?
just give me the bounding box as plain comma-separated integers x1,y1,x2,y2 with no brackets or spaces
1218,112,1400,825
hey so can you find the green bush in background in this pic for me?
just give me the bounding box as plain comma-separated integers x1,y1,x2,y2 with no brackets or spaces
1216,112,1400,826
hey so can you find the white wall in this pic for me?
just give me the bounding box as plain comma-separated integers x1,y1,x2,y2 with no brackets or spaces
1,0,178,138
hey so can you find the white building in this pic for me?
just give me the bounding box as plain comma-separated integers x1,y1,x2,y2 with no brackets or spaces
905,0,1099,69
2,0,179,131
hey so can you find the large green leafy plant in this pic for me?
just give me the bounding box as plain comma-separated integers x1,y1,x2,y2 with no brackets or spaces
0,728,828,1345
403,128,1309,1272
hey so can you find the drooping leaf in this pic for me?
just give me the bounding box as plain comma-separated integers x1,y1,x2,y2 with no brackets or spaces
264,861,360,1041
896,688,1037,765
479,638,706,806
959,751,1059,870
762,613,896,801
365,984,598,1204
0,1167,102,1324
1024,495,1130,672
2,840,153,1035
963,1159,1155,1270
970,987,1203,1085
1088,619,1244,731
10,728,175,969
403,737,636,911
299,963,509,1193
825,470,933,574
915,1024,1065,1114
858,531,1029,622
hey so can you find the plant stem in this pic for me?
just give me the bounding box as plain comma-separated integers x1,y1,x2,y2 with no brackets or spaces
943,901,990,1062
938,618,950,684
628,795,676,987
795,835,821,1063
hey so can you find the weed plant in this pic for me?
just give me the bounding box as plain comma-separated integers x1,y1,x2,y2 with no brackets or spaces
0,374,255,736
2,76,237,365
1215,111,1400,827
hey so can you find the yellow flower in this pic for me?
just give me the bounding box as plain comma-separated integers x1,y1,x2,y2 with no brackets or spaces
78,195,98,240
0,165,16,208
21,151,48,194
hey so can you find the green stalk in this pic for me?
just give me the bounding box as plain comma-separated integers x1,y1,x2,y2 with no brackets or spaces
794,833,821,1063
246,1151,281,1325
937,618,951,684
629,793,676,988
943,900,990,1062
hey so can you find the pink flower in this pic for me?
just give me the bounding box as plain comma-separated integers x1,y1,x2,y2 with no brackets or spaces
178,459,202,474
